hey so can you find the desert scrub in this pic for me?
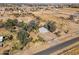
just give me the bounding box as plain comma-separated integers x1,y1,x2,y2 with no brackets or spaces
32,36,45,43
2,34,13,44
10,40,22,54
37,36,45,42
18,21,27,31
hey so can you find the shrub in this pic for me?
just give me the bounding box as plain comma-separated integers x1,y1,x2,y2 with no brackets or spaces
11,41,22,51
3,35,13,42
18,21,27,31
13,13,20,17
23,23,28,31
18,21,25,27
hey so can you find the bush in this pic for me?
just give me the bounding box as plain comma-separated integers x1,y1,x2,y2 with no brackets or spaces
44,21,56,32
18,21,25,27
13,13,20,17
3,35,13,42
18,21,27,31
11,41,22,51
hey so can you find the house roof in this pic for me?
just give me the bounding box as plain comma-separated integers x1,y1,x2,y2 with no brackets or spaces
39,27,49,33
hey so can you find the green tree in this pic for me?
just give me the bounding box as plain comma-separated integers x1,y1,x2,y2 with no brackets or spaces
17,30,30,46
69,15,74,20
27,20,39,32
5,19,18,28
44,21,56,32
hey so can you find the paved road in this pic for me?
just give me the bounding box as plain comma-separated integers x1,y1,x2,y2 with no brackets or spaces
34,37,79,55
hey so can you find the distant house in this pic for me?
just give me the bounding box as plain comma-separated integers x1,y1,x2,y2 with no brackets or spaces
38,27,57,41
0,36,3,46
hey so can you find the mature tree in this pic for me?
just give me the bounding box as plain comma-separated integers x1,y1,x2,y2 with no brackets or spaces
17,30,30,46
27,20,39,32
44,21,56,32
4,19,18,28
69,15,74,20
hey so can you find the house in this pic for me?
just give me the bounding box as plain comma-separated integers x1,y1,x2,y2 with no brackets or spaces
38,27,57,41
0,36,3,47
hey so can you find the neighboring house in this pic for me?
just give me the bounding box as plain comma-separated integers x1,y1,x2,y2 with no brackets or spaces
38,27,57,41
0,36,3,47
72,13,79,22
